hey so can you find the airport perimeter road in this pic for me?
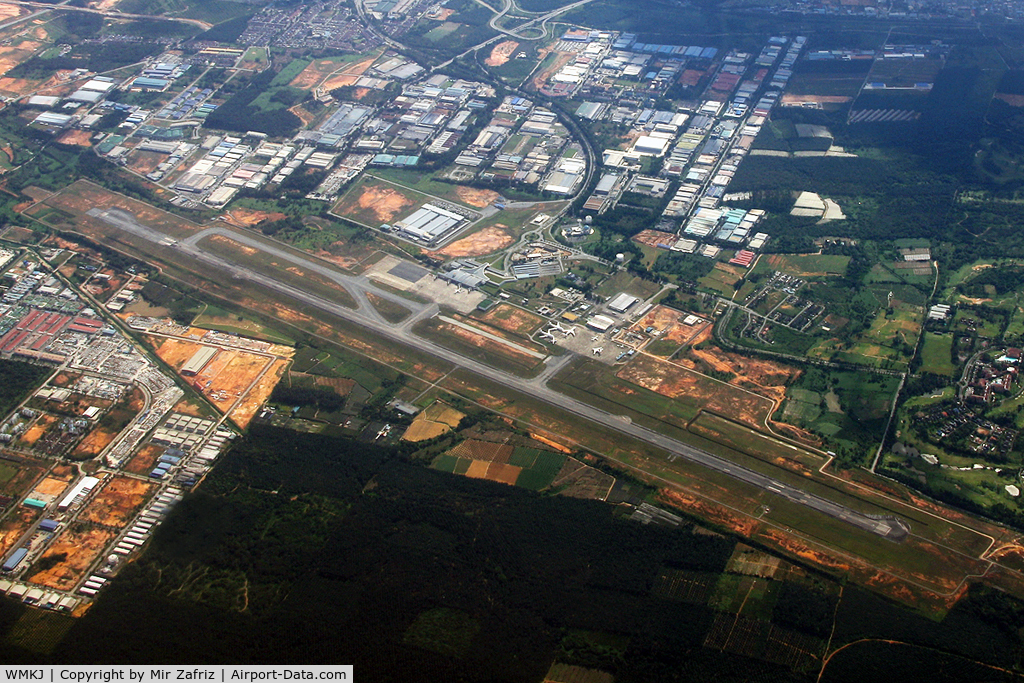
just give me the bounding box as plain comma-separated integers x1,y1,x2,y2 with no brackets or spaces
92,210,909,541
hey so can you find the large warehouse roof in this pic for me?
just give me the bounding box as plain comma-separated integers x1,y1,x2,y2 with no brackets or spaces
608,292,639,313
394,203,465,242
181,346,218,376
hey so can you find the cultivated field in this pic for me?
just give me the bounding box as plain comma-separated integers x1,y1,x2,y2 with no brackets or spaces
434,438,566,490
402,401,465,442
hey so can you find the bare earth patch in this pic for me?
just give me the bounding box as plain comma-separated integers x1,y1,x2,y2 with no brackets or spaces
209,234,258,256
27,525,117,591
453,185,500,208
221,208,287,227
319,55,380,92
633,229,677,249
434,225,513,257
340,184,415,223
485,40,520,67
477,303,544,335
78,476,155,527
292,54,378,91
56,130,93,147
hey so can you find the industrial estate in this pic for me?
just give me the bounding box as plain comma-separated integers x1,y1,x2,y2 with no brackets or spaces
0,0,1022,677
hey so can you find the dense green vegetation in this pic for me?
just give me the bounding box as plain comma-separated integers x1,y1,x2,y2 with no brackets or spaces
205,67,303,137
194,13,254,43
0,359,50,418
0,427,1019,680
269,385,346,412
8,40,161,80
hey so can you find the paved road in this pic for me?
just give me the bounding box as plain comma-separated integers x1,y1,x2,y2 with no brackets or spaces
9,0,213,28
90,208,909,541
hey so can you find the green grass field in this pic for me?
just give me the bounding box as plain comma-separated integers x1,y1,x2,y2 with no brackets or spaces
242,47,268,64
595,271,662,300
953,308,1005,338
423,22,462,42
920,333,955,376
270,59,311,87
515,450,566,490
0,463,18,487
699,271,739,297
689,412,823,471
412,318,545,379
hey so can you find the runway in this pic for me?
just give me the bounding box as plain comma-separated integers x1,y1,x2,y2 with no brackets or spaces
89,208,909,541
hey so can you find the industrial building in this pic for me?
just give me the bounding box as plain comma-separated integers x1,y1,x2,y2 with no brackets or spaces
132,76,170,91
26,95,59,107
587,315,616,332
608,293,640,313
57,476,100,511
631,134,672,157
2,548,27,572
180,346,218,376
33,112,73,128
543,158,586,195
393,203,465,243
68,89,104,104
